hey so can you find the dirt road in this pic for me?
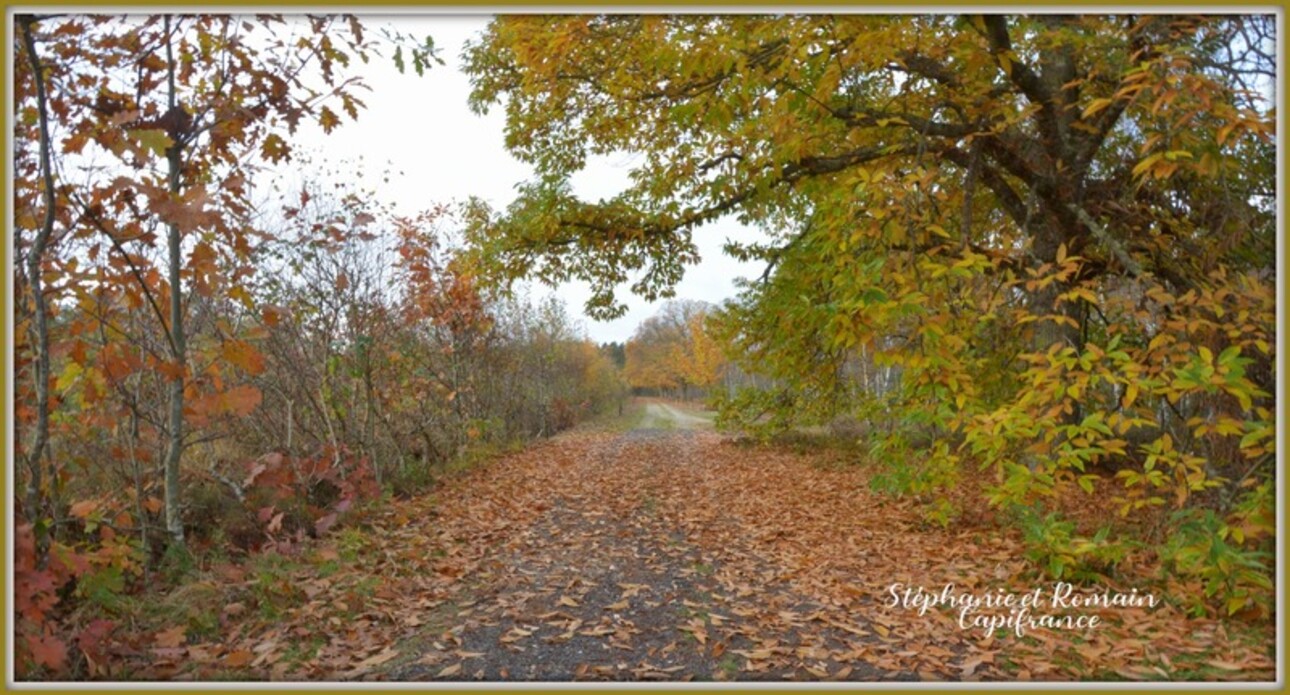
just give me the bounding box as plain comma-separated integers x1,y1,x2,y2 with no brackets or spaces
126,405,1274,682
636,400,713,430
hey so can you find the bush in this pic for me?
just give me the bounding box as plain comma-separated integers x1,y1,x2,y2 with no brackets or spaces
1161,486,1274,618
1015,506,1129,581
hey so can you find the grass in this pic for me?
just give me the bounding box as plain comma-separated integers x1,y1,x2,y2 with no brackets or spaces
582,398,648,433
370,597,476,678
153,580,227,640
280,635,327,670
336,526,367,562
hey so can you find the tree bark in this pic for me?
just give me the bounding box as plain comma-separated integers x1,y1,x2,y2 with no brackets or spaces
18,17,56,530
162,14,187,545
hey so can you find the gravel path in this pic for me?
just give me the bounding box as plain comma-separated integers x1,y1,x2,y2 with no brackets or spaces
382,420,893,682
637,401,713,430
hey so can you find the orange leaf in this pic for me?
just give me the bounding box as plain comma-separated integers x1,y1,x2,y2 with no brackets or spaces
224,649,253,667
222,340,266,376
225,385,262,416
261,305,284,327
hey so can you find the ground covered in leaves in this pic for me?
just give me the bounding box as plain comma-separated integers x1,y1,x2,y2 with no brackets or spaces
88,403,1273,682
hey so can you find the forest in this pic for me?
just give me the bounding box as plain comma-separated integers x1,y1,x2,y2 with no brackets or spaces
11,13,1278,682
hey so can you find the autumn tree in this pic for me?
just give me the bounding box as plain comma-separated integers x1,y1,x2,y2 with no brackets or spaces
464,15,1275,611
13,14,440,547
623,300,722,399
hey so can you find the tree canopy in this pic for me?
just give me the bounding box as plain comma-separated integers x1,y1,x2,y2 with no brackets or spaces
464,14,1276,613
464,15,1273,316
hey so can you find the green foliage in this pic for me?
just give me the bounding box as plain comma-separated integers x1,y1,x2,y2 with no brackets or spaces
711,388,802,441
248,553,308,621
1016,508,1129,581
1161,486,1275,618
868,437,960,527
158,543,198,586
74,564,127,613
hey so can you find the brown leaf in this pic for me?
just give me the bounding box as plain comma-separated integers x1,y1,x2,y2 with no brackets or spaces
353,648,399,671
153,626,187,649
224,650,253,667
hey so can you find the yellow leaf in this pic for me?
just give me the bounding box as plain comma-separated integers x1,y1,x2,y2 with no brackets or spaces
1123,384,1139,409
1131,153,1163,178
1081,97,1113,119
129,128,173,157
56,362,84,391
997,51,1013,77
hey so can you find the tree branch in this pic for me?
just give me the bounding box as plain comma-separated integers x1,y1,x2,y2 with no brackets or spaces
979,15,1065,164
1067,203,1143,277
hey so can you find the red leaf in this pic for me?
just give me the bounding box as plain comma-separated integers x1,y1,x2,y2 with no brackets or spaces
26,631,68,672
76,619,115,669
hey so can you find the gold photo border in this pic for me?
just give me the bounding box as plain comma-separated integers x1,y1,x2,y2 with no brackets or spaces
1,3,1284,694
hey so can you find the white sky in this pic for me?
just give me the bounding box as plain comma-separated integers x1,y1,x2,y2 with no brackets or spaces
287,15,769,344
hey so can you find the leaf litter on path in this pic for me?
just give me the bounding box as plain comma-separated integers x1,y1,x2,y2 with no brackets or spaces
99,425,1273,681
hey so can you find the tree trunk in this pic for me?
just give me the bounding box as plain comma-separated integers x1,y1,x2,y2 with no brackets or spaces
1028,222,1082,355
162,15,186,545
19,18,56,533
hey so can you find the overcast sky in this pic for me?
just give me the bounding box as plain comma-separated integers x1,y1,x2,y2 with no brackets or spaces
288,15,769,344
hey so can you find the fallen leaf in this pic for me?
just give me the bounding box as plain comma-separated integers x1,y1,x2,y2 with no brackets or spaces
224,650,253,667
154,626,186,649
